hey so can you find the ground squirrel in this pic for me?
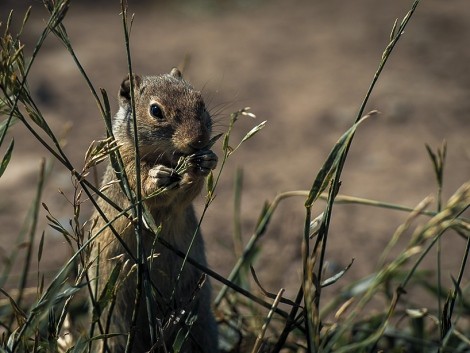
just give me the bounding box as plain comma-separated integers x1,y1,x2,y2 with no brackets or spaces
90,68,218,353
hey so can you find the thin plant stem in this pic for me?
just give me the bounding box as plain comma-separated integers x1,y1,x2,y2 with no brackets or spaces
447,234,470,329
156,235,291,319
274,2,422,350
214,191,308,306
250,288,285,353
14,160,46,314
233,168,243,259
118,2,154,351
302,206,314,353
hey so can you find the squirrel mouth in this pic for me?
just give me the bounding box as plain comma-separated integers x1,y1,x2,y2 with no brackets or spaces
142,144,194,170
156,151,188,169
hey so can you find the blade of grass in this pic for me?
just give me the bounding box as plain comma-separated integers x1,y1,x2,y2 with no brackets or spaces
250,288,285,353
215,191,308,307
233,168,244,259
0,139,14,178
119,2,156,351
15,159,46,309
426,141,447,345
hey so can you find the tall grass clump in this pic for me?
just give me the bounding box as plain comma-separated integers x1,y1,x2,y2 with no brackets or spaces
1,0,469,352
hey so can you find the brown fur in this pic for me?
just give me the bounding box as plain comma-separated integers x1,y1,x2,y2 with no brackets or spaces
90,69,218,353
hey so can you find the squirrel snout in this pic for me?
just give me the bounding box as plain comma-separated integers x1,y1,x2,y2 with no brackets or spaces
173,133,210,154
173,113,212,153
182,127,211,152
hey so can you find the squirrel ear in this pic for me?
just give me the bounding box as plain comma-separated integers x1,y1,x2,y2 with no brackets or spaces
119,74,142,105
170,68,183,79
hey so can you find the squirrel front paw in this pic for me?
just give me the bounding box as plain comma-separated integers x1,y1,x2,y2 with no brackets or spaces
144,150,217,196
148,165,182,190
188,150,218,177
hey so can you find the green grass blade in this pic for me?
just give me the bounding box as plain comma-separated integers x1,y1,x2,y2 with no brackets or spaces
305,111,377,207
0,139,14,178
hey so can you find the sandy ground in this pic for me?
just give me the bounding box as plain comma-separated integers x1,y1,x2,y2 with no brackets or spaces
1,0,469,305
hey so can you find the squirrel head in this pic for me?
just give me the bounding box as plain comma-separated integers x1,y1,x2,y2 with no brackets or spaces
113,68,213,166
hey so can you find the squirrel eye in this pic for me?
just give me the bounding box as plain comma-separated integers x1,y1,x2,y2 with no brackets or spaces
149,103,164,120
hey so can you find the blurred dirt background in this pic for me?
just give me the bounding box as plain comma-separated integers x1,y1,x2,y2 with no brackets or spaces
1,0,469,304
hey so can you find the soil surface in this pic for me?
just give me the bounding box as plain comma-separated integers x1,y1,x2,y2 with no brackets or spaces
1,0,469,306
